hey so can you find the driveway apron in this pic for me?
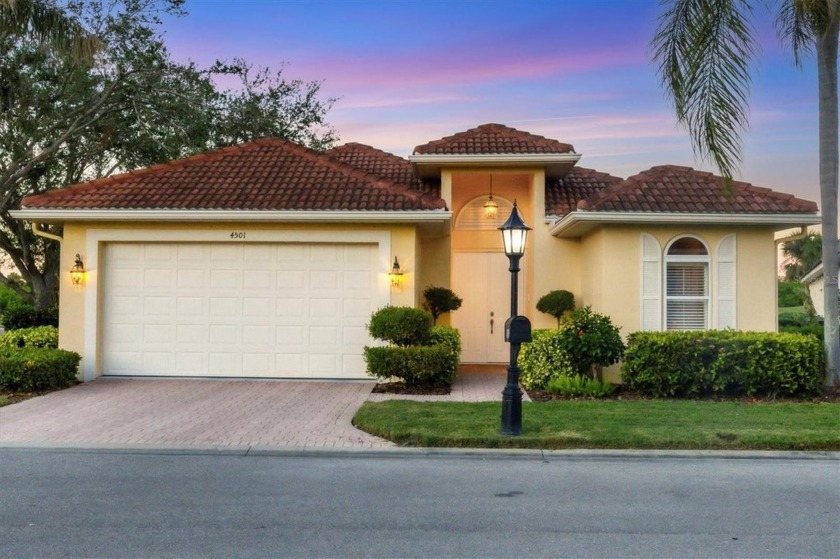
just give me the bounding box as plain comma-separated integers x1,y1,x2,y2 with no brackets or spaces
0,379,392,449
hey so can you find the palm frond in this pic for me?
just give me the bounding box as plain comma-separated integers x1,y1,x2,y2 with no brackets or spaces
652,0,758,179
0,0,101,61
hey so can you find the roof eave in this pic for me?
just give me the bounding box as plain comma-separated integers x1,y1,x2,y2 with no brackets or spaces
11,208,452,224
549,211,821,238
408,153,581,179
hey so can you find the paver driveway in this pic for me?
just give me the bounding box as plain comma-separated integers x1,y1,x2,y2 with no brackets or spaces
0,378,392,449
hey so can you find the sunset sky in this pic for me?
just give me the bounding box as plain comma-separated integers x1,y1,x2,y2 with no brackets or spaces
162,0,823,208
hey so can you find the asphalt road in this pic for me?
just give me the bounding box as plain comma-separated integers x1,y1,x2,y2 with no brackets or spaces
1,449,838,558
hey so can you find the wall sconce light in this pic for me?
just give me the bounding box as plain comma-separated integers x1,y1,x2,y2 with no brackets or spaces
70,254,85,285
483,175,498,219
389,256,403,287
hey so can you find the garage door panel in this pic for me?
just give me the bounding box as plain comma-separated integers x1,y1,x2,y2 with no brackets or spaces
102,242,377,378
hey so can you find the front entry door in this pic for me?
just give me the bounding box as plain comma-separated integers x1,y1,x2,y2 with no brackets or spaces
451,252,522,363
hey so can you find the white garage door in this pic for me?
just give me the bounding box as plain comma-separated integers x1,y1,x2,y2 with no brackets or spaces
102,242,379,378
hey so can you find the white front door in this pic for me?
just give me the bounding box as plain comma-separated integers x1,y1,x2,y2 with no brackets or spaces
451,252,522,363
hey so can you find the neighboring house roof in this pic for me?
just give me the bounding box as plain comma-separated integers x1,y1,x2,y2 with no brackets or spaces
577,165,818,214
801,252,840,284
545,167,623,216
413,123,575,155
326,142,440,197
20,138,446,212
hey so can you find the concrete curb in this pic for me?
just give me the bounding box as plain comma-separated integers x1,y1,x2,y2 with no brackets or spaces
2,441,838,461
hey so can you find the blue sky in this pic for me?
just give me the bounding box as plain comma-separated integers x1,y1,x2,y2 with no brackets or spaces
162,0,822,207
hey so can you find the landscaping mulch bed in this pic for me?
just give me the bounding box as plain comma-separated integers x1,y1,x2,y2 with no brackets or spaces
372,383,451,395
0,390,41,406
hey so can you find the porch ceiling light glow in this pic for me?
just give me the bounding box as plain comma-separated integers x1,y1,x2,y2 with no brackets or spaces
499,200,531,257
70,254,85,285
389,256,403,286
483,176,498,219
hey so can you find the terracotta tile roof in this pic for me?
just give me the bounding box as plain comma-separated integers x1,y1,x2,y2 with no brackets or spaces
413,123,575,155
21,138,446,211
546,167,623,216
326,142,440,197
577,165,818,214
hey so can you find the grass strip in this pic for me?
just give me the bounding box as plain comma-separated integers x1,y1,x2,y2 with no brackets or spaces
354,400,840,450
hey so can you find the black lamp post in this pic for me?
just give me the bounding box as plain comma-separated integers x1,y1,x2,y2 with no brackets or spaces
498,200,532,436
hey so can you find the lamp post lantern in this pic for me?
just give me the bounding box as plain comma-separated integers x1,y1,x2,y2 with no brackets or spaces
498,200,532,436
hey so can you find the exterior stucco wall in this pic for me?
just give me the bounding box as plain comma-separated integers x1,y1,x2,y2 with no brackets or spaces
58,221,422,379
578,225,779,336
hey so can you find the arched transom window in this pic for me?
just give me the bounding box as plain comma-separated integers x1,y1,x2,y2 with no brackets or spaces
455,196,514,230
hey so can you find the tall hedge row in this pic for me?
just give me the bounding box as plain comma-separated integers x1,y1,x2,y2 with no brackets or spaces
621,331,823,398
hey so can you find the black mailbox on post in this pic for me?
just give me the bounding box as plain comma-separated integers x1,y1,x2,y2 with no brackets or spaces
504,315,532,344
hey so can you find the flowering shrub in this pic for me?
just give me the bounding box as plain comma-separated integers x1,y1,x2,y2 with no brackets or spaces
554,307,624,378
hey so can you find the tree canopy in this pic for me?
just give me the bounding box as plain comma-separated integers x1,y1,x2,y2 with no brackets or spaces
0,0,337,308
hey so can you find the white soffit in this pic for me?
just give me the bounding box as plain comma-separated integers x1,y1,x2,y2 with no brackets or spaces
549,211,821,238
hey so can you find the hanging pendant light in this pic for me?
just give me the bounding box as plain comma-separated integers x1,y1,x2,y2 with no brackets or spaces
483,175,499,219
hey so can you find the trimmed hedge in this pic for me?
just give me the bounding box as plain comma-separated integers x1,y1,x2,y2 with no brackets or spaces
364,326,461,387
0,325,59,348
0,346,80,392
621,331,824,398
368,306,433,346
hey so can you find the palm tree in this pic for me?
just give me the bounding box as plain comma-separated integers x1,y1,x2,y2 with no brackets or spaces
0,0,100,60
652,0,839,391
782,232,823,280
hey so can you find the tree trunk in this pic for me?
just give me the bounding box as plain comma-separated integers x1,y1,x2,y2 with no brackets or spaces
817,12,840,391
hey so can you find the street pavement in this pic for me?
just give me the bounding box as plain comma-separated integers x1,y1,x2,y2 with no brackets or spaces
1,449,838,558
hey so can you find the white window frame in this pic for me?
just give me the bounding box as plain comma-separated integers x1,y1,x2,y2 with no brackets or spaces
664,235,710,331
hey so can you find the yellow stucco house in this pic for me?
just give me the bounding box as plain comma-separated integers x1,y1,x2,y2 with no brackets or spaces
12,124,820,382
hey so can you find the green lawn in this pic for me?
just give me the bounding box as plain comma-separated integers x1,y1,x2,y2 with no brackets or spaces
354,400,840,451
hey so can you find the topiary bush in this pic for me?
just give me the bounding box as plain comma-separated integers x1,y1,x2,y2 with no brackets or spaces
422,286,463,324
536,290,575,326
621,331,824,398
517,329,575,390
1,304,59,330
364,326,461,387
0,347,80,392
368,306,433,346
0,325,59,348
556,307,624,379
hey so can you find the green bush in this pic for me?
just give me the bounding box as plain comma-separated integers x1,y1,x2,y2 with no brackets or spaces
778,280,811,308
544,375,615,398
363,324,461,388
422,286,463,324
0,283,26,316
780,323,824,342
517,329,575,390
621,331,824,398
368,306,433,346
536,290,575,326
0,347,80,392
556,307,624,378
0,326,59,348
1,304,59,330
364,344,457,387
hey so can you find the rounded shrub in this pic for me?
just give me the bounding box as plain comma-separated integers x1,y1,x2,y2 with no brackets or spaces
558,306,624,378
1,304,58,330
536,290,575,326
517,329,575,390
368,306,433,346
0,347,80,392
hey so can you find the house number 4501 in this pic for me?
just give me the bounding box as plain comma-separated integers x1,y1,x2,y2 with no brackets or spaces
229,231,246,239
